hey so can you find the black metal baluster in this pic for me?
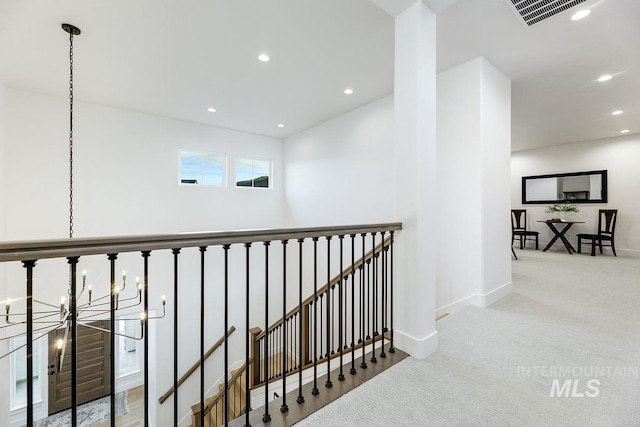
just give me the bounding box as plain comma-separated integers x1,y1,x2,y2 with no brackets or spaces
262,241,271,423
360,234,368,369
172,249,180,427
338,235,345,381
244,243,252,427
281,239,289,412
199,247,207,427
389,231,395,353
223,244,231,425
107,254,118,427
67,257,79,427
319,293,323,359
370,233,377,364
325,236,333,388
296,239,309,404
380,232,387,359
23,260,36,427
142,251,151,426
349,234,357,375
312,237,319,395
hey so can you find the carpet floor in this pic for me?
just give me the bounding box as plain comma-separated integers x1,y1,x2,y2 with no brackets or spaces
295,249,640,426
34,391,128,427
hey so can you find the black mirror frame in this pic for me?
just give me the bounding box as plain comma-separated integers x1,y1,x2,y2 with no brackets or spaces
522,170,608,204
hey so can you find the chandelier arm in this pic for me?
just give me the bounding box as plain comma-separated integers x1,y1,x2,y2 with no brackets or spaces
78,322,143,341
33,299,63,309
0,320,63,332
147,305,166,320
0,323,65,360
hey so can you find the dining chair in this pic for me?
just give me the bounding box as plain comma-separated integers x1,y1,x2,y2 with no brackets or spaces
511,209,539,250
576,209,618,256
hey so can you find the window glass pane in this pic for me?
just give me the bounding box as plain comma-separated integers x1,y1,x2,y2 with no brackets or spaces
12,336,40,407
254,176,269,188
180,150,225,186
236,157,271,189
253,160,270,176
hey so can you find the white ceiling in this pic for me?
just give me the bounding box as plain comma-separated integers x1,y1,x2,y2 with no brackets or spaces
0,0,638,152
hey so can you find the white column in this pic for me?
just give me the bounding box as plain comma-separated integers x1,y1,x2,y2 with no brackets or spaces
392,1,438,359
436,57,512,315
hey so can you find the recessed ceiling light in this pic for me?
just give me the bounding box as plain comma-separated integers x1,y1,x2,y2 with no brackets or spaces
597,74,612,82
258,54,270,62
277,123,285,128
571,9,591,21
344,88,354,95
207,107,216,113
620,129,630,134
611,110,623,116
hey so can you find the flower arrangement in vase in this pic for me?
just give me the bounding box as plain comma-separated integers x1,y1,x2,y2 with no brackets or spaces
545,203,579,222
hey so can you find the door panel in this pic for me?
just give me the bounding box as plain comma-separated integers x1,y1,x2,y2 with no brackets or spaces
48,320,111,415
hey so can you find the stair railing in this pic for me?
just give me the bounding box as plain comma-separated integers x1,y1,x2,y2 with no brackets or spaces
0,222,400,427
249,236,393,388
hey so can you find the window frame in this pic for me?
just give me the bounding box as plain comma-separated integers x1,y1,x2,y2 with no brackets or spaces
234,156,273,190
179,150,227,187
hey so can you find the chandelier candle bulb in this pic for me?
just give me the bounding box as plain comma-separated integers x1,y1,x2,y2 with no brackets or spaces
60,297,66,318
122,271,126,289
88,285,92,304
82,270,86,289
140,311,146,325
162,295,166,305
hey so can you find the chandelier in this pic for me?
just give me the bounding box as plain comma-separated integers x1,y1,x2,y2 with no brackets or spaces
0,24,166,373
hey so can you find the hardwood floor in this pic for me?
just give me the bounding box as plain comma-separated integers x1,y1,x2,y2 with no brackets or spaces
96,386,144,427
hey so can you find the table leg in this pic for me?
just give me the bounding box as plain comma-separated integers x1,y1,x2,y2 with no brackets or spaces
542,223,576,254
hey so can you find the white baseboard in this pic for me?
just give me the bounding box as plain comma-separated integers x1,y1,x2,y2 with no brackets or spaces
436,294,482,319
481,280,513,307
436,280,513,319
393,329,438,359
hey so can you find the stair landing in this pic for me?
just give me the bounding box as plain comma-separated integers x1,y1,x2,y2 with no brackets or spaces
230,344,408,427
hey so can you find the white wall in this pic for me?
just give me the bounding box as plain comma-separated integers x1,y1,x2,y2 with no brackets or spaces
284,95,394,227
0,81,9,427
5,88,284,240
511,134,640,255
436,57,512,315
2,87,285,424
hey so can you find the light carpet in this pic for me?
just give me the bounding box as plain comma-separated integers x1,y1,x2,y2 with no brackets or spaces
34,391,128,427
295,249,640,426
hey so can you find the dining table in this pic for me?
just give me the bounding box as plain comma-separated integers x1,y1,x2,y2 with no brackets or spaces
537,219,585,254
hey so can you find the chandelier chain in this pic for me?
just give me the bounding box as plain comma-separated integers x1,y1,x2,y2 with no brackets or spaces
68,31,74,239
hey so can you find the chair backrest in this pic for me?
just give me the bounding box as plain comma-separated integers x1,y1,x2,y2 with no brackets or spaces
597,209,618,237
511,209,528,232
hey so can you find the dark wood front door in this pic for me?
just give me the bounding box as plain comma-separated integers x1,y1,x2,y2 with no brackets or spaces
48,320,111,415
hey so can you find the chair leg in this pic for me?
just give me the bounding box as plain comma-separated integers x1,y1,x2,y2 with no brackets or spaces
591,240,596,256
520,235,524,250
577,236,581,253
612,240,617,257
535,235,539,250
599,240,603,254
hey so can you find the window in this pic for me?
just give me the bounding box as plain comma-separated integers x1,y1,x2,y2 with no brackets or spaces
10,336,41,408
118,316,141,376
180,150,225,186
236,157,271,188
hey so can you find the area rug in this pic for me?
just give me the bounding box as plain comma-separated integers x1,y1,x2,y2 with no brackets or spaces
34,391,128,427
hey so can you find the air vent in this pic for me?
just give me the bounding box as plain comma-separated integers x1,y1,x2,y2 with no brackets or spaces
506,0,588,26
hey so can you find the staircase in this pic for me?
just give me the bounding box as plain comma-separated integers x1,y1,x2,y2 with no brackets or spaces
191,367,250,427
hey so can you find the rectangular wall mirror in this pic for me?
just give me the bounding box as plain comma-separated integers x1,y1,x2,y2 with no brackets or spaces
522,170,608,204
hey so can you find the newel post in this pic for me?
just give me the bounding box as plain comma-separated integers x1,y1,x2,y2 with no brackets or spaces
249,327,263,387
